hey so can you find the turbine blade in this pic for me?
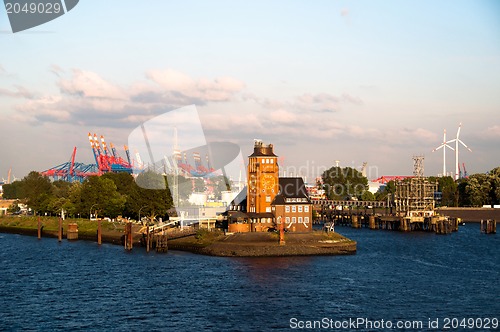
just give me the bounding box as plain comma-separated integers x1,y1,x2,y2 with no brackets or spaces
433,145,444,152
457,123,462,138
445,144,454,151
458,139,472,152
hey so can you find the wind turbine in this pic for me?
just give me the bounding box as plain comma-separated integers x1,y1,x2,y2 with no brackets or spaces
447,123,472,180
432,129,454,177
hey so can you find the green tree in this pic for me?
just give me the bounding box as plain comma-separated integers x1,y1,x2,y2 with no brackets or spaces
102,172,136,218
465,174,491,207
488,167,500,205
129,171,173,223
79,176,126,218
438,176,458,207
21,171,54,215
361,190,375,201
321,166,368,200
375,180,396,201
2,180,25,199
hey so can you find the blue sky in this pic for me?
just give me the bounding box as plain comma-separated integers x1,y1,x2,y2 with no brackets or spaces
1,0,499,182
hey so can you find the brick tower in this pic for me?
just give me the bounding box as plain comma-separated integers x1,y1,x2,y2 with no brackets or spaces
247,140,279,214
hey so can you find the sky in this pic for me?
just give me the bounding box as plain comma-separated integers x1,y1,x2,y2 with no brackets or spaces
1,0,499,183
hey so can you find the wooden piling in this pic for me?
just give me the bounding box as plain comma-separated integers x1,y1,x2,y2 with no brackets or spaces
124,222,133,250
97,219,102,245
352,215,360,228
369,215,376,229
155,234,168,253
58,217,62,242
67,223,78,240
146,226,150,252
481,219,497,234
37,216,41,239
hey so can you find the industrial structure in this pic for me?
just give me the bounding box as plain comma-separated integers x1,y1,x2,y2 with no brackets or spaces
40,132,218,183
40,133,133,182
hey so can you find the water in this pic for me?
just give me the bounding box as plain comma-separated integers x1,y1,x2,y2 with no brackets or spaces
0,224,498,331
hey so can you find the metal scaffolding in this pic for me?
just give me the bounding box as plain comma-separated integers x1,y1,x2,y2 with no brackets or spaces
394,177,437,217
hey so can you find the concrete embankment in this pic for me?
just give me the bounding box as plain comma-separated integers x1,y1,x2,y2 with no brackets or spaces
169,232,357,257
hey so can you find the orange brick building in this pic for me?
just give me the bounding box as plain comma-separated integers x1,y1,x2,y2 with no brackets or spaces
227,140,312,232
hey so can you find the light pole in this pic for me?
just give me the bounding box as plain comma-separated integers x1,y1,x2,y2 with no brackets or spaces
90,204,98,220
138,206,147,224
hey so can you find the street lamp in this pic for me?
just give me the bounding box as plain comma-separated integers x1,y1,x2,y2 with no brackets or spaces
138,206,148,224
90,204,98,220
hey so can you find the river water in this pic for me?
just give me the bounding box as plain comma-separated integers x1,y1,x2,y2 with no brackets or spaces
0,224,498,331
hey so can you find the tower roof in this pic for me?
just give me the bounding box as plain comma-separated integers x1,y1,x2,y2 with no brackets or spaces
249,140,277,157
272,177,311,205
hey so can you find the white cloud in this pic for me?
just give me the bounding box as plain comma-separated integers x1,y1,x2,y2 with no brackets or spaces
0,86,35,99
146,68,245,104
484,125,500,138
10,67,245,128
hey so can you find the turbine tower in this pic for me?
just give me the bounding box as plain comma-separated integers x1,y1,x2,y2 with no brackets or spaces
447,123,472,180
432,129,454,177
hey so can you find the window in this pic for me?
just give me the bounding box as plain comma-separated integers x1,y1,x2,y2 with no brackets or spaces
304,206,309,213
298,206,303,213
305,217,309,223
266,196,271,202
266,207,271,213
285,206,290,213
270,159,274,164
292,217,296,223
292,206,296,213
298,217,303,223
285,217,290,224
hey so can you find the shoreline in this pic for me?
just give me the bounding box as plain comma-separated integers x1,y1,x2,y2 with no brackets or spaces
0,217,356,257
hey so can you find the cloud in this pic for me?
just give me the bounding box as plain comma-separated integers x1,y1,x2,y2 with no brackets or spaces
49,64,65,77
0,85,35,99
58,69,127,100
11,68,245,128
340,8,349,17
145,68,245,104
252,92,363,114
485,125,500,138
0,65,6,76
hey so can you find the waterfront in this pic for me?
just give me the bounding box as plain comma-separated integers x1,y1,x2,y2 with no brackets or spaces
0,224,498,331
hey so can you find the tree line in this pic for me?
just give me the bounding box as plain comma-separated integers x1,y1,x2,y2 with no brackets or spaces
320,166,500,207
2,171,230,220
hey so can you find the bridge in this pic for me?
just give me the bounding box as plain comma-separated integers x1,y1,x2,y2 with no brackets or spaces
312,200,386,208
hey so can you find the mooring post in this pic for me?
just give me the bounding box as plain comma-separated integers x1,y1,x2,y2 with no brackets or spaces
146,226,150,252
352,215,359,228
58,217,62,242
369,215,375,230
97,219,102,245
37,216,41,239
278,216,285,245
124,222,133,250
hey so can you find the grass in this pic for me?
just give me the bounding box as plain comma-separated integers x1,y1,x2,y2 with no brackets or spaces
0,215,125,236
